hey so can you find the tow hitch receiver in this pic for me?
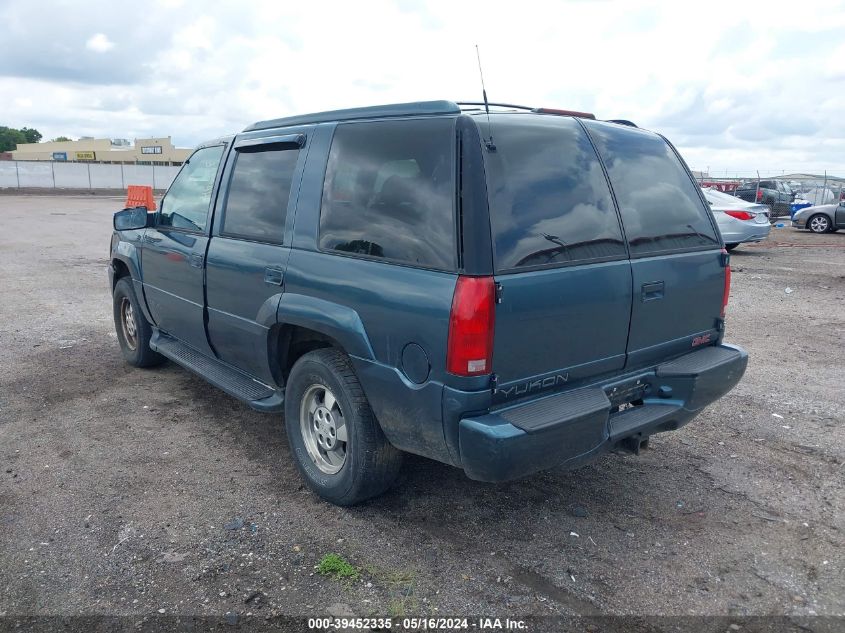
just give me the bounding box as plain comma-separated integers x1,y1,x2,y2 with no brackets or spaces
616,435,649,455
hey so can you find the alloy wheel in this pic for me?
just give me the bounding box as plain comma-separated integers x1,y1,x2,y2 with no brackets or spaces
299,384,348,474
809,215,830,233
120,297,138,351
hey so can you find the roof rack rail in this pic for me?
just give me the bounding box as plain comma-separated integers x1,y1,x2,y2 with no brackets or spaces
244,100,461,132
606,119,638,127
532,107,596,120
457,101,535,111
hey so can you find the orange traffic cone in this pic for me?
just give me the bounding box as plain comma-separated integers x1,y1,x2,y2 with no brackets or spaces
125,185,157,211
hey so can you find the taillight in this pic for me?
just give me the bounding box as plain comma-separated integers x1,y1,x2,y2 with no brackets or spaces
756,189,763,201
724,210,755,221
446,276,495,376
721,248,731,318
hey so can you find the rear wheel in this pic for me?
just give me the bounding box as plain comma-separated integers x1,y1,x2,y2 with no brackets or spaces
113,277,165,368
808,214,831,234
284,348,402,506
763,200,776,217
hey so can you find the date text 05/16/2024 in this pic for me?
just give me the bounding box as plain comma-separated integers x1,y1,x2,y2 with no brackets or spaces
307,617,528,630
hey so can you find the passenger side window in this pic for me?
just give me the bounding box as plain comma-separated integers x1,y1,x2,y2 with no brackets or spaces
584,121,719,256
319,118,456,270
159,145,225,232
484,116,626,270
221,146,300,243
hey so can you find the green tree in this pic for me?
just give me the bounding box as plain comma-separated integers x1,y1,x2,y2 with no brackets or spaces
21,127,42,143
52,136,72,142
0,126,27,152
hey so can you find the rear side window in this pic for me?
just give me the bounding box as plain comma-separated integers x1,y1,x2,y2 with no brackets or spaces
319,118,456,270
584,121,719,256
222,147,300,243
483,116,626,271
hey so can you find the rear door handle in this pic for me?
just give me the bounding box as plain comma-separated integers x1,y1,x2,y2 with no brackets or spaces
190,253,204,268
264,267,284,286
641,281,664,302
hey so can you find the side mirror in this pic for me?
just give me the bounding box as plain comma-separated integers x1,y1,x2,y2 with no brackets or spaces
114,206,155,231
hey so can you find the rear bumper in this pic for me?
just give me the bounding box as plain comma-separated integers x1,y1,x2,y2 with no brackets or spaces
721,227,771,245
719,218,772,245
458,344,748,482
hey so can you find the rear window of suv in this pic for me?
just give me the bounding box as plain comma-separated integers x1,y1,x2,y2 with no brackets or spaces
319,118,456,270
583,120,719,256
483,116,627,271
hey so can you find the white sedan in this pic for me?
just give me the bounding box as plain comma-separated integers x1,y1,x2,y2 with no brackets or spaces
702,188,772,251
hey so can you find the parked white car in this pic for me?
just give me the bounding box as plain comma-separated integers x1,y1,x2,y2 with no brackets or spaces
702,188,771,251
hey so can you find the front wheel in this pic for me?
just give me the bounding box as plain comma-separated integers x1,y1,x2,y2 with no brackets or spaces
284,348,403,506
808,214,831,233
113,277,165,368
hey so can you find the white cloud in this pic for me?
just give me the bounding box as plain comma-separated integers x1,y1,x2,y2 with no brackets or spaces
0,0,843,176
85,33,114,53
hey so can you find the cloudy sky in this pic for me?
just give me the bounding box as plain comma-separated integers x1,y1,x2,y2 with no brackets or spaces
2,0,843,176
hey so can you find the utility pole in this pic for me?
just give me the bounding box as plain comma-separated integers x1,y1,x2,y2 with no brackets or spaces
823,170,828,204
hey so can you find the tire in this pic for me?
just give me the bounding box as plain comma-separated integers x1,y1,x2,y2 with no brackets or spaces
807,214,831,234
284,348,403,506
764,199,775,215
725,244,739,252
112,277,165,368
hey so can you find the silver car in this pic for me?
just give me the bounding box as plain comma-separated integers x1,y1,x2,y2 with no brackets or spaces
792,202,845,233
702,188,771,251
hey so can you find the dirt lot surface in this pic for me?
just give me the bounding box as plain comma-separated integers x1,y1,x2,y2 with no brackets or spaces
1,196,843,624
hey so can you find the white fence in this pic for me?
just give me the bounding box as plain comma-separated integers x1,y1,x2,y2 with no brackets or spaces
0,161,180,190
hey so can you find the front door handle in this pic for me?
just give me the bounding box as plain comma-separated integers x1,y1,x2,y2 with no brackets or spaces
641,281,664,302
264,267,284,286
142,233,162,243
190,253,204,268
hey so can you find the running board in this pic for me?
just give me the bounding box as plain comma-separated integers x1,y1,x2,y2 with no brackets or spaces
149,331,284,412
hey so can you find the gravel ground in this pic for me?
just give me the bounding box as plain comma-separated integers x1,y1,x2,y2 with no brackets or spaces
0,195,843,624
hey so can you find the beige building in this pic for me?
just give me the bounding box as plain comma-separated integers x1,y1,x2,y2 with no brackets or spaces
12,136,192,165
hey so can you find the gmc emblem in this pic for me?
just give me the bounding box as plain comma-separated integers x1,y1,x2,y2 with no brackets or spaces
692,334,711,347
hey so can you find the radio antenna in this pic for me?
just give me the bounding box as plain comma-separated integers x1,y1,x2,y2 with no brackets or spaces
475,44,495,151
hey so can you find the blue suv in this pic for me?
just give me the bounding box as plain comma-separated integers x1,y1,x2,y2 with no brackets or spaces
109,101,748,505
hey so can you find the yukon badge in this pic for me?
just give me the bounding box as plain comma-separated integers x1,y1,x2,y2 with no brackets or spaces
498,373,570,399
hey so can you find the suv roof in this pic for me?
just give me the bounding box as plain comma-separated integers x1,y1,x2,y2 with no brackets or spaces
244,100,461,132
244,100,608,133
